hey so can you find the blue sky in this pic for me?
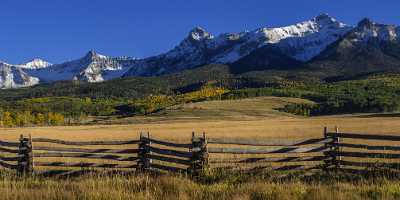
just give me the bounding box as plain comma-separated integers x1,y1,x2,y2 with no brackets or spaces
1,0,399,64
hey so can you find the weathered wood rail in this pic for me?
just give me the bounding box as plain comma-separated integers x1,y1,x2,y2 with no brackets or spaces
1,127,400,176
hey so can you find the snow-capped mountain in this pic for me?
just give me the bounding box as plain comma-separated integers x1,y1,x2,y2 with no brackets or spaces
0,51,136,88
123,13,351,76
17,58,52,69
309,17,400,75
3,14,400,89
212,13,351,62
0,62,39,88
29,51,136,83
349,18,400,43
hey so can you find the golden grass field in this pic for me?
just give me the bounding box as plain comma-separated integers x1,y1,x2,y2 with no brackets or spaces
1,97,399,142
1,97,400,200
1,97,398,171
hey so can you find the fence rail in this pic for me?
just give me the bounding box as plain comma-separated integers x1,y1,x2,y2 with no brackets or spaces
34,162,138,169
32,138,141,146
0,147,19,154
33,146,140,154
208,138,331,146
34,152,139,161
208,145,328,154
143,138,192,148
146,154,191,166
210,155,328,164
338,160,400,169
326,132,400,141
146,146,193,158
0,140,20,147
1,127,400,176
0,160,18,169
337,143,400,151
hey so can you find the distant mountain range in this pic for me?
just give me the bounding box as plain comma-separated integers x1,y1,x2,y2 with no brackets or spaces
2,14,400,89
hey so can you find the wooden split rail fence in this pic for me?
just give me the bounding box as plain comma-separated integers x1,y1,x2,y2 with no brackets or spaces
1,127,400,176
0,132,207,176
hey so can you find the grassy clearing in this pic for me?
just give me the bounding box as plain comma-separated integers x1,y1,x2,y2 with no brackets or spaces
162,96,314,120
82,96,313,124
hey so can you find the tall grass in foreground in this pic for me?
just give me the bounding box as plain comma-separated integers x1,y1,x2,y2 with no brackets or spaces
0,170,400,200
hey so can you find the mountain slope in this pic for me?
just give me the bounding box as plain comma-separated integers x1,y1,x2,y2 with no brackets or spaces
17,59,52,69
29,51,135,83
0,62,39,88
310,18,400,76
123,14,351,76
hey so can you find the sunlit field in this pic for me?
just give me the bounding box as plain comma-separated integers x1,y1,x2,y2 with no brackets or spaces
1,97,399,142
0,113,399,143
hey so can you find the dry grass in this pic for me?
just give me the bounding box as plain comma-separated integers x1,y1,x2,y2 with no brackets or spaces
0,171,399,200
0,97,398,142
0,113,399,142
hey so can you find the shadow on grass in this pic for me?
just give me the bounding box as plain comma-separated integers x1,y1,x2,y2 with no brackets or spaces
356,113,400,118
197,167,400,185
3,167,400,185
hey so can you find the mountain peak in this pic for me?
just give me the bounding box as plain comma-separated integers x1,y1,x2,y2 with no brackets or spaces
0,60,10,66
353,18,399,42
188,26,213,41
85,50,97,57
28,58,49,63
357,18,375,28
315,13,333,21
20,58,52,69
84,50,108,60
312,13,345,27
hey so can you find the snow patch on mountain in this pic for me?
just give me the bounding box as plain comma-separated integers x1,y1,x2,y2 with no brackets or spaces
18,58,52,69
190,27,214,41
350,18,400,43
213,13,352,62
29,51,136,83
0,63,39,89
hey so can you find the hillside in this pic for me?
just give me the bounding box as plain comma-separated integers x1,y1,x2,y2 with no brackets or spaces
0,72,400,127
0,64,233,100
92,97,314,124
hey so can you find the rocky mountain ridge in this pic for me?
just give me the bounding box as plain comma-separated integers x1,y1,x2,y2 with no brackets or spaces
1,14,399,89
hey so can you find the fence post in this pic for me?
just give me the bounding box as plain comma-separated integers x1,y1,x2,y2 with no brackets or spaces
17,135,33,176
27,135,33,174
17,135,24,175
190,132,208,177
335,127,342,169
147,132,152,170
323,127,330,171
137,132,151,172
326,126,341,171
137,132,142,171
324,127,340,172
201,132,209,170
190,132,200,176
